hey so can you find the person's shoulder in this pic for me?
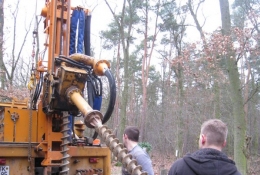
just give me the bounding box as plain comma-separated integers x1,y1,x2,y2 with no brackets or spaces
131,145,147,155
172,157,185,165
168,158,185,175
233,168,242,175
135,144,145,151
169,157,185,169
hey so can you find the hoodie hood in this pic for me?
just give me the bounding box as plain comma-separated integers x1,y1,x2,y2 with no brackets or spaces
183,148,239,175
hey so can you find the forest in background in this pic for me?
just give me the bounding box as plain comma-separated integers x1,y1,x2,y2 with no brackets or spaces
0,0,260,174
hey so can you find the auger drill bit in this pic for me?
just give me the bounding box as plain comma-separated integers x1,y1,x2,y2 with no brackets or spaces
84,114,148,175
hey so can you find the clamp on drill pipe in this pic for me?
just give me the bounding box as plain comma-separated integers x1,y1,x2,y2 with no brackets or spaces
84,114,102,128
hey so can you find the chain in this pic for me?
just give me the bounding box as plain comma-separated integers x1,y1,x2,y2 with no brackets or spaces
28,97,33,173
27,29,38,174
32,30,37,70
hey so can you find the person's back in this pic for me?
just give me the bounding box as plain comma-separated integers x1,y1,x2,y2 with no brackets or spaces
168,148,241,175
122,144,154,175
168,119,241,175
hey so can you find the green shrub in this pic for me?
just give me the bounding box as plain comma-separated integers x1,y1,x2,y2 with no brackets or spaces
114,161,122,167
138,142,152,153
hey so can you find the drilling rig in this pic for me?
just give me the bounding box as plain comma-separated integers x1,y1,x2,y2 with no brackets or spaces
0,0,146,175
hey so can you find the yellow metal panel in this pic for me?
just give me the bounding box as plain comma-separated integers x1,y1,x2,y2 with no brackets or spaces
68,146,111,157
0,98,28,109
68,146,111,175
3,108,38,142
36,102,46,142
4,158,30,175
0,144,111,175
0,144,44,157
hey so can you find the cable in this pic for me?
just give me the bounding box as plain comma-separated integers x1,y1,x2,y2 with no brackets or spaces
32,72,43,109
92,69,116,139
55,56,91,70
102,69,116,124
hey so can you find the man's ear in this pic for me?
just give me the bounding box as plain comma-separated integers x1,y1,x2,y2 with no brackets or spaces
222,140,226,147
201,134,206,144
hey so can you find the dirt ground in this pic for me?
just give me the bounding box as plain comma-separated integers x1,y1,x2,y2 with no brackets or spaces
111,165,121,175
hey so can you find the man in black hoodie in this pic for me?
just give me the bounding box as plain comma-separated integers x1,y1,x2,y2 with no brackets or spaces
168,119,241,175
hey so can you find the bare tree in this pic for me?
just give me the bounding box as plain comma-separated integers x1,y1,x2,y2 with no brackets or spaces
104,0,139,137
1,0,33,87
0,0,4,88
140,0,161,140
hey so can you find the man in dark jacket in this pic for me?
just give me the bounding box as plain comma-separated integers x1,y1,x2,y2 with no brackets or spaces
168,119,241,175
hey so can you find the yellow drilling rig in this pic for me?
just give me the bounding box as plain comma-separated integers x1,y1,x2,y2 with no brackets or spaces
0,0,146,175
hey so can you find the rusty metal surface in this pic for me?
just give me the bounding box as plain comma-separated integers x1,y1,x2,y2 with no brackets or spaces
0,143,44,157
0,99,28,109
68,146,110,156
3,158,31,174
3,108,38,142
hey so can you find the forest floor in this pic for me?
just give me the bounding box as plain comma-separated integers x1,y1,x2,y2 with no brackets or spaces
110,153,260,175
111,152,174,175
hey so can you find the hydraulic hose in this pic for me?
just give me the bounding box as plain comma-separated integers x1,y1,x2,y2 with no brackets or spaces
84,13,91,56
87,75,95,108
55,56,91,70
92,69,116,139
84,13,94,109
102,69,116,124
32,72,43,109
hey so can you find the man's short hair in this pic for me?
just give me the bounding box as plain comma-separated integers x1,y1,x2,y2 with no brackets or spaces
124,126,139,142
201,119,228,147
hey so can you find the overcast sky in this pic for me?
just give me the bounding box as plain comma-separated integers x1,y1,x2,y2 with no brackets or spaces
3,0,234,64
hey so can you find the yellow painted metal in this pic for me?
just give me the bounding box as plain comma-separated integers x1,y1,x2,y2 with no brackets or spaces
36,101,46,143
68,146,110,157
3,108,38,142
0,65,115,171
0,145,111,175
0,98,28,109
69,91,93,116
3,158,32,174
40,113,63,166
43,0,71,73
68,146,111,174
0,133,3,141
0,107,4,141
69,53,111,76
0,144,44,157
57,66,87,97
74,120,85,138
47,0,57,71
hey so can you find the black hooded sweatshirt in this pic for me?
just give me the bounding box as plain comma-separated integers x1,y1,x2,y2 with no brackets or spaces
168,148,241,175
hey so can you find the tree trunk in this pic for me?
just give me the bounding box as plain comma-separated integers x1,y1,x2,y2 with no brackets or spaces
119,0,130,137
176,62,184,157
140,0,149,141
104,0,133,138
112,41,121,138
219,0,247,174
141,0,160,140
187,0,207,47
